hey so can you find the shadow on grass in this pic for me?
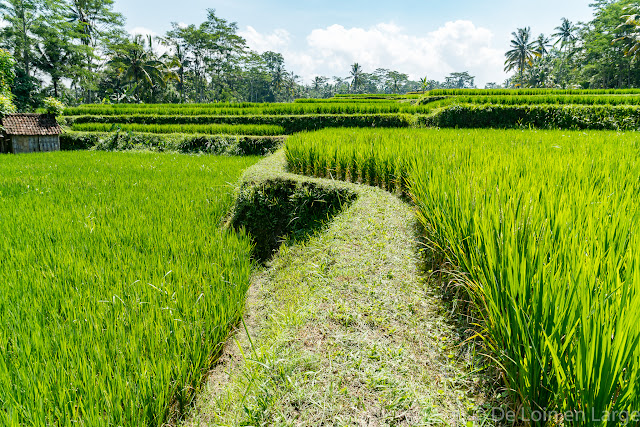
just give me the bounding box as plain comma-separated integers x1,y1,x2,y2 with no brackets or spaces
230,177,357,264
412,221,507,426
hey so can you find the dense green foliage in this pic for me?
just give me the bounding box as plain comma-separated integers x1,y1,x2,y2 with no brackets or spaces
0,152,257,425
0,48,16,115
427,94,640,106
60,131,283,155
285,128,640,423
426,88,640,96
231,178,356,262
502,0,640,89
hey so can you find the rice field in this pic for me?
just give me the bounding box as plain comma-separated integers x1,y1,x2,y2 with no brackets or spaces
426,88,640,96
64,101,433,117
70,122,285,136
0,151,257,425
285,128,640,421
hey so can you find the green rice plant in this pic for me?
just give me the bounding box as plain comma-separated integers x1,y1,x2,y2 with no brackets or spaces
422,103,640,130
0,151,258,425
66,113,415,134
285,128,640,424
420,94,640,106
71,122,285,136
426,88,640,96
65,101,434,117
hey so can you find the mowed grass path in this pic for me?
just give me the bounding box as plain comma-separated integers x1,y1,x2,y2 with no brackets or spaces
0,152,257,426
186,153,487,425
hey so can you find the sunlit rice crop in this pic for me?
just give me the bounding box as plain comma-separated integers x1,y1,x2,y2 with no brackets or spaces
285,127,640,422
0,151,257,425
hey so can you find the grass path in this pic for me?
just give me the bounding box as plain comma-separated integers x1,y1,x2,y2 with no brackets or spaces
184,153,489,426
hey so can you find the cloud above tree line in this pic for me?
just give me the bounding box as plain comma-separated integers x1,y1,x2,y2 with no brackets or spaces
239,20,507,86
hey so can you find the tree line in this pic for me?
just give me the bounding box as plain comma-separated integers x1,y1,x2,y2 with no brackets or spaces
0,0,483,110
502,0,640,89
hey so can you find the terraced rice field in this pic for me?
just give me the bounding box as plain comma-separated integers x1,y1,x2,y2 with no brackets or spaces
12,89,640,424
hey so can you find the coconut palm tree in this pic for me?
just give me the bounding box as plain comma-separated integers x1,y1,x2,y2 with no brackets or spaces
420,76,429,93
109,35,167,101
616,9,640,59
552,18,577,52
504,27,539,83
160,36,190,103
350,62,363,93
536,34,551,58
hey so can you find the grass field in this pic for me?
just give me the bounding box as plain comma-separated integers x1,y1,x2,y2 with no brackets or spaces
0,151,257,425
285,128,640,421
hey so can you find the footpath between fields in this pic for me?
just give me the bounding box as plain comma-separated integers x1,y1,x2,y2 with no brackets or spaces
184,151,494,426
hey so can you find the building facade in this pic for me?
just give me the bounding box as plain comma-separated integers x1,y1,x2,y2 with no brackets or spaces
0,114,62,154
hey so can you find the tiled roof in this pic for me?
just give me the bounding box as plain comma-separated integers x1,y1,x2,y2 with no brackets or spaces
1,114,62,136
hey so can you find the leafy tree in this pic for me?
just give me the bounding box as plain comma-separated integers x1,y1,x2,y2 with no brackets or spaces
65,0,124,47
32,3,89,97
386,70,409,93
445,71,475,89
0,49,16,115
0,0,41,75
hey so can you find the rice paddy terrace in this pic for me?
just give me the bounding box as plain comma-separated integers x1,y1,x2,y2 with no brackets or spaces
3,89,640,425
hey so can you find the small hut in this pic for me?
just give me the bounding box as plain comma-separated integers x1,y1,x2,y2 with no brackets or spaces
1,114,62,154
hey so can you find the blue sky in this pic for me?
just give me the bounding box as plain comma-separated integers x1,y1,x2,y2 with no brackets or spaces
113,0,596,86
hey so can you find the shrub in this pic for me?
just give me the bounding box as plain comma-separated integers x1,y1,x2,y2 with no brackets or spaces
60,131,283,155
0,93,17,116
43,97,66,116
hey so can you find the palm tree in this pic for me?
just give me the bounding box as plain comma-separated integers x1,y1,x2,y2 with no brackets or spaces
504,27,539,83
552,18,577,52
616,9,640,59
350,63,362,93
160,37,190,103
536,34,551,58
312,76,327,95
420,76,429,94
109,36,167,101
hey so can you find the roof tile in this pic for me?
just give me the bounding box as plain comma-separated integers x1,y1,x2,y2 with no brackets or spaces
2,114,63,136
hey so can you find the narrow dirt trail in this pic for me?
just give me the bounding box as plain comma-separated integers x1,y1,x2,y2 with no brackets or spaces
184,154,488,426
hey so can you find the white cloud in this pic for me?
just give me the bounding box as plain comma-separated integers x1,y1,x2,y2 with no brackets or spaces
129,26,157,38
128,27,169,56
239,26,291,53
241,21,507,87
